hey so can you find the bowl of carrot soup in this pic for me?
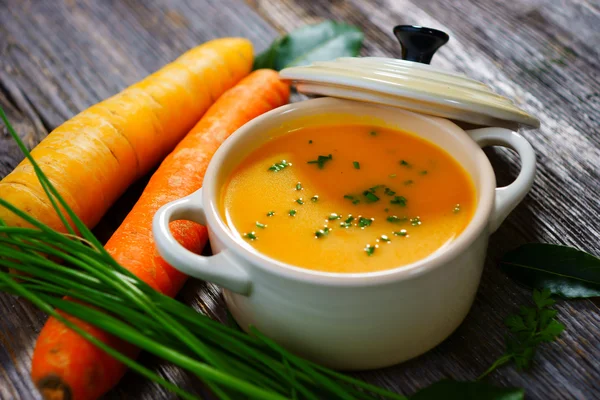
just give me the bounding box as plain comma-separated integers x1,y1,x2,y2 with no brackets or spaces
153,26,539,369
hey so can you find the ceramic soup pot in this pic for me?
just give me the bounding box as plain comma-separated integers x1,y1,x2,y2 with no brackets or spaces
153,26,538,370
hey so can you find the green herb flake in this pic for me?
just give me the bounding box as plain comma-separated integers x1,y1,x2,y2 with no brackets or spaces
393,230,408,237
404,180,414,186
328,213,341,221
368,185,383,192
307,154,333,169
420,170,428,175
340,215,355,228
296,198,304,205
243,232,257,241
453,204,461,213
311,195,319,202
363,191,379,203
308,140,313,144
410,217,421,226
353,161,360,169
369,130,377,136
315,227,331,239
384,208,389,212
380,235,391,242
399,160,411,168
268,159,291,172
389,173,397,178
384,187,396,196
391,196,407,207
296,183,302,191
344,194,360,205
358,217,373,228
266,211,275,217
365,244,376,256
387,215,407,224
289,210,297,217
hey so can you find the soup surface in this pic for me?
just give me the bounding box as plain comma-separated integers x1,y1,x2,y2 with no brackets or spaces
221,124,476,273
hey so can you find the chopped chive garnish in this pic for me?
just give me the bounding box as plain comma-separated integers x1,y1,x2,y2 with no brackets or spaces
307,154,333,169
420,170,428,175
380,235,391,242
404,180,414,185
390,196,407,207
363,191,379,203
353,161,360,169
315,227,331,238
387,215,407,223
453,204,461,213
384,208,389,212
289,210,297,217
244,232,257,240
389,173,397,178
340,215,355,228
296,183,302,190
368,185,383,192
328,213,341,221
344,194,360,205
296,198,304,205
393,230,408,237
268,160,291,172
410,217,422,226
365,244,376,256
256,222,266,229
311,195,319,202
400,160,411,168
384,187,396,196
358,217,373,228
369,130,377,136
266,211,275,217
309,140,313,144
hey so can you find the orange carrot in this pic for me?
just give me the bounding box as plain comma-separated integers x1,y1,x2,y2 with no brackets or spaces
31,69,290,400
0,38,253,233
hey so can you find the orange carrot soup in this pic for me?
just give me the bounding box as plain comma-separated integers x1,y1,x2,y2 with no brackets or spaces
221,124,476,273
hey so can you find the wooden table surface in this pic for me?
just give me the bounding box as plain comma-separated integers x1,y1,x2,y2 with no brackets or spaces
1,0,599,399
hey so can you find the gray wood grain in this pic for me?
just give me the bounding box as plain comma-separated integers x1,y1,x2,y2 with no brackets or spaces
1,0,600,399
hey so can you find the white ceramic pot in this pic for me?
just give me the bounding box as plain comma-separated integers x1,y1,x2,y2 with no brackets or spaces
152,97,535,370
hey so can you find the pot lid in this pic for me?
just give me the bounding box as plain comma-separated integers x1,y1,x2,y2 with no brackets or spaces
279,25,540,129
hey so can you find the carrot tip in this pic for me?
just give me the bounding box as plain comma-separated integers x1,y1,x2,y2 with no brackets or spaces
36,375,72,400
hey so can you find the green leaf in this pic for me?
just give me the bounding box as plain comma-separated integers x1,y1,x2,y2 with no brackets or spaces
500,243,600,298
253,21,364,71
410,380,524,400
540,320,565,341
505,315,527,333
532,288,554,309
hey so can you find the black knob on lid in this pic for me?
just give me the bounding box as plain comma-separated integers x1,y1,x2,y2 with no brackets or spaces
393,25,449,64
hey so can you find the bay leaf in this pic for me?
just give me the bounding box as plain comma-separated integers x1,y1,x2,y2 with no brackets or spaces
411,380,524,400
254,20,364,71
500,243,600,298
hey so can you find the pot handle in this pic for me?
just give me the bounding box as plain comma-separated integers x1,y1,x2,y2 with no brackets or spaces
152,189,252,295
467,128,536,234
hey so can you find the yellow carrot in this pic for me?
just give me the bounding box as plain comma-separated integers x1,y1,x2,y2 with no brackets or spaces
0,38,253,232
